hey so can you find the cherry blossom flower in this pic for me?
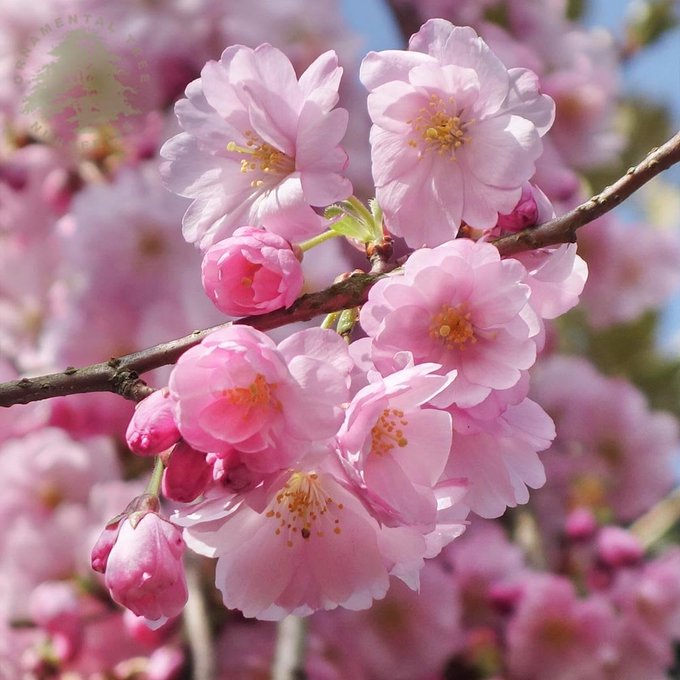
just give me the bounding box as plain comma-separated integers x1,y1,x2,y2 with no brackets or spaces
360,19,554,246
201,227,303,317
169,326,352,473
337,363,460,530
177,467,391,619
161,44,352,250
360,238,539,407
445,397,554,518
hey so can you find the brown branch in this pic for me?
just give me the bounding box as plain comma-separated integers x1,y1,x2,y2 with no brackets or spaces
0,272,381,408
494,129,680,256
1,130,680,410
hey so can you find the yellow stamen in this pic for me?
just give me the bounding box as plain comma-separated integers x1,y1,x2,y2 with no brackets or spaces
430,304,476,349
408,94,473,159
227,130,295,178
371,408,409,456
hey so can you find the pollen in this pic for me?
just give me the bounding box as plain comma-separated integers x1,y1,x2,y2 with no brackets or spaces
408,94,472,159
266,471,343,547
430,304,476,349
370,408,409,456
222,373,281,410
227,130,295,179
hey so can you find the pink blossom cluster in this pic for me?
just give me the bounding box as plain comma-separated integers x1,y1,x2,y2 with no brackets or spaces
0,0,679,677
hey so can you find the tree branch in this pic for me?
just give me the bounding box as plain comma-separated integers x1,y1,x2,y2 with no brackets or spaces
1,130,679,410
0,272,381,408
493,129,680,256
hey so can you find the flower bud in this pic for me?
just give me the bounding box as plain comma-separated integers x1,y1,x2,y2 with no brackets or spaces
597,527,644,568
201,227,303,317
126,388,181,456
495,183,539,233
162,441,212,503
91,506,187,624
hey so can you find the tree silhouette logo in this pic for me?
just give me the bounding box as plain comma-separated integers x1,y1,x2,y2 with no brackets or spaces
20,22,147,144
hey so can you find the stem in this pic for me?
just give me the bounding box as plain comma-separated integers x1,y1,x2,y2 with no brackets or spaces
629,487,680,549
145,457,165,496
347,195,374,225
272,615,308,680
298,230,341,252
184,557,216,680
320,312,340,330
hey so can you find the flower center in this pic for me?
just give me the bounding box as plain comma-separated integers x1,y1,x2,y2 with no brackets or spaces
227,130,295,187
266,471,344,547
370,408,409,456
408,94,471,159
222,373,280,410
430,304,476,349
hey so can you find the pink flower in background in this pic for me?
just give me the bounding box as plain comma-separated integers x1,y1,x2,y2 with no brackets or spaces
360,238,538,407
360,19,554,246
532,356,678,524
92,510,187,626
169,326,352,472
337,363,459,529
201,227,303,317
161,44,352,250
578,215,680,328
506,574,616,680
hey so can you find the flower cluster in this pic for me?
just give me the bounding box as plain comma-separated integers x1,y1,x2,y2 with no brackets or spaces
1,0,680,677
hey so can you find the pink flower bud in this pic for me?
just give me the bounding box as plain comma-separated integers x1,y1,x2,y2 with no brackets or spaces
201,227,303,317
495,183,539,233
564,507,598,541
162,441,212,503
99,512,188,623
126,388,181,456
597,527,644,568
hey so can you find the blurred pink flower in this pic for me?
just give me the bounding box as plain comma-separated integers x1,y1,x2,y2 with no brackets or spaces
578,216,680,328
360,19,553,246
506,574,616,680
202,227,303,317
161,44,352,250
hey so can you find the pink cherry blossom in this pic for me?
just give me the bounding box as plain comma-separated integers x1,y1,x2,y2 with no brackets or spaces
161,44,352,250
162,441,212,504
92,511,188,625
169,326,352,473
337,363,460,530
126,388,181,457
201,227,303,317
445,397,554,518
360,19,554,246
177,468,392,619
360,238,539,407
